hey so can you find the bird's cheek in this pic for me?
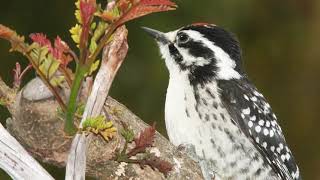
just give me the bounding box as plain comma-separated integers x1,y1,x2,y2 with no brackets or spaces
168,44,183,63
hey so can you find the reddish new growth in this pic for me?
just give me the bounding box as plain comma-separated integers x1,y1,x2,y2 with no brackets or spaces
12,62,32,89
29,33,51,48
128,123,156,157
101,0,177,25
116,123,173,176
0,24,14,40
138,155,174,176
30,33,72,67
53,37,72,67
80,0,96,26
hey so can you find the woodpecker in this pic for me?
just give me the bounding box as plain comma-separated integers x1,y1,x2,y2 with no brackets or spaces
142,24,301,180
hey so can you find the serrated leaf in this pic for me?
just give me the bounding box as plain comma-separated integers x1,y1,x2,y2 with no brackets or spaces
134,123,156,148
86,59,100,76
0,24,14,39
0,24,26,53
139,0,176,6
70,24,82,44
47,55,60,78
127,123,156,157
118,5,175,25
100,127,117,141
82,115,117,142
121,128,135,142
75,0,80,9
100,11,119,22
89,39,98,54
30,46,49,65
50,76,65,87
113,0,176,25
82,115,107,130
38,55,60,79
143,154,173,176
92,21,108,41
75,103,86,116
75,10,82,24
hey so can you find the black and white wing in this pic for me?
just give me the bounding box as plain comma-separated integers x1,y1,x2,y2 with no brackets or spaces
218,78,301,180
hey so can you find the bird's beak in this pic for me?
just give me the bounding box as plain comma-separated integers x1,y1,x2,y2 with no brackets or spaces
141,27,171,45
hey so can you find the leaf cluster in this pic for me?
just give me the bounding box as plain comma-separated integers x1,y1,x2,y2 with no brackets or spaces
82,115,117,141
0,0,177,134
115,122,173,176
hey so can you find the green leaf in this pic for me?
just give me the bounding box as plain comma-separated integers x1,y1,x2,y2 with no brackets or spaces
39,55,60,79
0,97,7,106
89,22,107,54
93,22,108,41
91,22,97,30
121,128,135,143
69,24,82,44
82,115,108,130
30,45,49,66
89,40,98,54
86,59,100,76
75,103,85,116
82,115,117,141
50,76,65,87
75,0,82,24
48,55,60,78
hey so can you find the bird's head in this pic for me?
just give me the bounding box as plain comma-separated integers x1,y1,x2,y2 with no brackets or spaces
143,24,244,85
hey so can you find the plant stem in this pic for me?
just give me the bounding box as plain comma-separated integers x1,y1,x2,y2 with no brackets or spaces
25,54,67,111
65,65,87,135
59,67,72,87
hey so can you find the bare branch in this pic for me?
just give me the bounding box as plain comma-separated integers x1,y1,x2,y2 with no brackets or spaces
65,25,129,180
0,122,54,180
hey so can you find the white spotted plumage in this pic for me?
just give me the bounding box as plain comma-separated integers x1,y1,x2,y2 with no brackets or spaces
143,24,301,180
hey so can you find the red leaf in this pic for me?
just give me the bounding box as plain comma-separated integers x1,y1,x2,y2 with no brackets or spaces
144,155,173,176
0,25,26,53
53,36,72,66
118,0,130,12
0,24,14,40
139,0,176,6
80,0,97,26
134,123,156,148
100,12,119,22
30,34,72,67
54,36,70,52
30,33,52,49
117,2,176,25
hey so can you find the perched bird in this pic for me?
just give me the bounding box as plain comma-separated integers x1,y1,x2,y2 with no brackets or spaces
142,24,301,180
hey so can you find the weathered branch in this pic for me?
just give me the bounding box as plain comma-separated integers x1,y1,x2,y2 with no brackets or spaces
0,122,54,180
4,78,204,179
66,25,129,180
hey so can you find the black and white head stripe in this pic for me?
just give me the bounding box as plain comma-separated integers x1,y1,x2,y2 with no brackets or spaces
163,24,243,81
181,25,242,72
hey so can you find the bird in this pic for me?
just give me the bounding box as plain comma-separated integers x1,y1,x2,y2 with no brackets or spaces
142,24,301,180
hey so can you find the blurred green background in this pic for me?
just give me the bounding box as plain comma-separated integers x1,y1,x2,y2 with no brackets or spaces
0,0,319,179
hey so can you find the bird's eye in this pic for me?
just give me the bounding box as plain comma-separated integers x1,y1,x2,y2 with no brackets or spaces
177,33,189,44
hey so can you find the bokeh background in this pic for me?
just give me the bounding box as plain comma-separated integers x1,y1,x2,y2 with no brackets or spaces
0,0,319,179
